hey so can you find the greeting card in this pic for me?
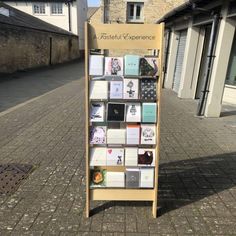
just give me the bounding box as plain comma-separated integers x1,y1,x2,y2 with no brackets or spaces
90,102,105,122
141,124,156,145
105,57,123,76
90,126,106,144
107,148,124,166
90,148,107,166
90,81,108,100
126,103,141,122
138,149,155,166
140,168,154,188
123,79,139,99
110,81,123,99
140,57,159,76
107,103,125,122
125,148,138,166
89,55,104,76
107,172,125,188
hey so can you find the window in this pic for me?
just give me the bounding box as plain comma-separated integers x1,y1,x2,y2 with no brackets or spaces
33,3,46,14
51,3,63,15
127,2,144,22
226,32,236,86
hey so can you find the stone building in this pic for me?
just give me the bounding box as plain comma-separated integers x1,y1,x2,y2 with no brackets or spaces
88,1,187,56
3,0,87,50
90,0,187,24
0,3,80,74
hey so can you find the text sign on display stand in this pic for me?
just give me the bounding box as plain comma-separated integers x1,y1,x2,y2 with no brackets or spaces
88,24,163,49
85,22,164,218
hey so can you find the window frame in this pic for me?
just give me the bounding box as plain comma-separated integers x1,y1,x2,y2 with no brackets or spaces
33,3,46,15
51,3,63,15
127,2,144,23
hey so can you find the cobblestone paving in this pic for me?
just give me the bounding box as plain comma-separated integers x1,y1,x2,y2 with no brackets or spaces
0,62,236,235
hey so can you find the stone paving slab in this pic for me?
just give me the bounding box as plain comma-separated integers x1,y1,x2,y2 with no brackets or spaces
0,61,236,235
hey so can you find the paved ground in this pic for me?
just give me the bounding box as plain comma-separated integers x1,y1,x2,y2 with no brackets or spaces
0,60,83,112
0,61,236,235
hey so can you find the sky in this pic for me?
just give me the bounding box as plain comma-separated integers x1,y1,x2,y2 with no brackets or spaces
88,0,100,7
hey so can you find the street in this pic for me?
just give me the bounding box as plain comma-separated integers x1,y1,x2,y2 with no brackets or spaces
0,61,236,235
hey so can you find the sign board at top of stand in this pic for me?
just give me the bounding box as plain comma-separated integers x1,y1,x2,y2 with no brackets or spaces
88,24,163,50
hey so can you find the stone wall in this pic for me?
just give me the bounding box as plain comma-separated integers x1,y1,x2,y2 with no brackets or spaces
0,23,80,74
89,7,103,24
93,0,187,24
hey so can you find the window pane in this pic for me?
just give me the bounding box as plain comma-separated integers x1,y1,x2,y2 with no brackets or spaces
129,4,134,17
34,5,39,14
226,33,236,86
40,5,45,14
136,5,141,18
33,4,45,14
51,3,63,14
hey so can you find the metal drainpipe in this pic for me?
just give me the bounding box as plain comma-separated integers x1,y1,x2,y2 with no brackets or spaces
162,28,171,88
68,2,71,32
196,14,221,116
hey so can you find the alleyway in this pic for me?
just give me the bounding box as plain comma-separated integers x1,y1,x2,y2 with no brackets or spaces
0,61,236,235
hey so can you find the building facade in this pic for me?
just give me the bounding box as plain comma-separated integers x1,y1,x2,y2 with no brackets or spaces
159,0,236,117
3,0,87,49
89,0,186,24
0,2,80,73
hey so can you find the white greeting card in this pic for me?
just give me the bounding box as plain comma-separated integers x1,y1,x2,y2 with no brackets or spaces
89,55,104,76
90,148,107,166
107,148,124,166
90,126,106,144
105,57,123,76
140,168,154,188
107,129,126,144
110,81,123,99
126,125,140,145
125,148,138,166
106,172,125,188
141,124,156,145
123,79,139,99
90,102,105,122
90,81,108,100
126,103,141,122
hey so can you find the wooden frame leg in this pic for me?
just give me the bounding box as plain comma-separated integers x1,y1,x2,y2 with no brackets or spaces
152,200,157,218
86,199,90,218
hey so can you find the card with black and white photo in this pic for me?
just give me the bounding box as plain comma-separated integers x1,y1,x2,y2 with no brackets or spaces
90,102,105,122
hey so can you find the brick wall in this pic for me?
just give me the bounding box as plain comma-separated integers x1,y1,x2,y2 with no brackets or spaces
0,23,80,74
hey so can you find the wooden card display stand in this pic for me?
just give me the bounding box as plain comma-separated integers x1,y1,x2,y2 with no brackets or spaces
85,22,164,218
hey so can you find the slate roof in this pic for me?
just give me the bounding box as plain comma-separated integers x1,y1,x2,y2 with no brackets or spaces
0,2,75,36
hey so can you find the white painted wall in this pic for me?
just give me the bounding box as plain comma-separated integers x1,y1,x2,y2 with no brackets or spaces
5,2,77,34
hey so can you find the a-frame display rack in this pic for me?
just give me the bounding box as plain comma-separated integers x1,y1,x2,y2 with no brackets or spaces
84,22,164,218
